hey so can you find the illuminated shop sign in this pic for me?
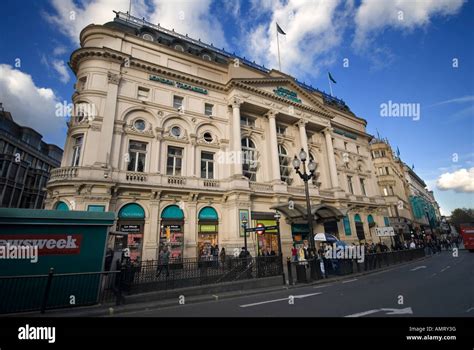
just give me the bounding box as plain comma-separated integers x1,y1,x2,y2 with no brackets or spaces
149,75,208,95
273,86,302,103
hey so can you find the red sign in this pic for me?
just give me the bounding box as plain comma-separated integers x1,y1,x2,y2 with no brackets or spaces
0,234,82,255
256,223,266,235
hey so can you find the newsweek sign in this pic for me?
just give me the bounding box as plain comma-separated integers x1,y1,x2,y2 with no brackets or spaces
0,234,82,255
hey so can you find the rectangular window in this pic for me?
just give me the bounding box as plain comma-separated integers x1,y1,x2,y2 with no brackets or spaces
204,103,214,116
385,167,390,175
71,135,83,166
383,187,388,196
344,142,348,150
173,96,184,109
137,87,150,101
240,116,255,127
166,146,183,176
378,167,384,175
347,176,354,194
200,151,214,179
276,124,286,135
127,140,147,172
357,146,360,154
360,178,367,196
389,186,394,195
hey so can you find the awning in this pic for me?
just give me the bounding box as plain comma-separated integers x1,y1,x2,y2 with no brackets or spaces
270,203,346,223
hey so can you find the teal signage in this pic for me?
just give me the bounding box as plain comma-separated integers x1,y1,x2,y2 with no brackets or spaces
118,203,145,219
161,205,184,220
334,128,357,140
273,86,302,104
198,207,218,221
55,202,69,211
149,75,208,95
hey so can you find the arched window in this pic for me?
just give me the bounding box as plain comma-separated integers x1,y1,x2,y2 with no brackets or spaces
354,214,362,222
367,214,375,227
354,214,365,241
384,217,390,226
343,216,351,236
55,201,69,211
174,44,184,52
278,144,292,184
241,137,257,181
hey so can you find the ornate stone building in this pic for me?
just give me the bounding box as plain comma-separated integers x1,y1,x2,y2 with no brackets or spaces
45,12,389,262
369,138,413,242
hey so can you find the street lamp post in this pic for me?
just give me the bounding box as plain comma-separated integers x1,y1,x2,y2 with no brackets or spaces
241,216,248,254
274,211,286,284
292,148,317,251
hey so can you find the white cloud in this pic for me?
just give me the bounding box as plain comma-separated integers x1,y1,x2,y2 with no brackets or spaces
0,64,65,146
44,0,150,46
45,0,227,49
436,167,474,193
147,0,227,48
354,0,466,49
52,60,70,83
245,0,353,77
430,95,474,107
53,46,68,56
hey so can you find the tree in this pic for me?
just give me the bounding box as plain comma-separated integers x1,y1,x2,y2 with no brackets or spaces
450,208,474,231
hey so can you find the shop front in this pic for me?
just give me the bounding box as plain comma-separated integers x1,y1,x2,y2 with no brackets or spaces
251,212,279,256
160,205,184,261
197,207,219,259
116,203,145,263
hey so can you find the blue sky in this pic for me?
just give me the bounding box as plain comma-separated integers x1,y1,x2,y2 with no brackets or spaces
0,0,472,215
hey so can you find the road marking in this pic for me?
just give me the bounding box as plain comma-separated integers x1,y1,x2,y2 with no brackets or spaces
342,278,358,284
440,266,451,272
239,292,322,308
466,307,474,313
410,266,427,271
345,307,413,317
313,283,336,289
430,273,437,277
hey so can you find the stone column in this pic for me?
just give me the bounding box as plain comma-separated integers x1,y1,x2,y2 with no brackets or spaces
266,110,281,182
323,128,339,188
96,71,121,166
297,119,309,156
230,97,243,177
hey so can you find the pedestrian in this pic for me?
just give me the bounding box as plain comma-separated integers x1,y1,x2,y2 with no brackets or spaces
291,244,298,262
156,246,170,278
409,240,416,249
220,247,226,264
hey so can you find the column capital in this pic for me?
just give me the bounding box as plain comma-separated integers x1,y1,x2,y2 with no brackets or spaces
107,71,121,85
323,126,333,135
229,96,242,109
295,118,308,128
265,109,277,119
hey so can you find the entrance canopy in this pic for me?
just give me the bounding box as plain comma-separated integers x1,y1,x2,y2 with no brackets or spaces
271,203,346,224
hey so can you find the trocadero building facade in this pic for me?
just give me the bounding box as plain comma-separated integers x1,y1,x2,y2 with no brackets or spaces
45,12,390,262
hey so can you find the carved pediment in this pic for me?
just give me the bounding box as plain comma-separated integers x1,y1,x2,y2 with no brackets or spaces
231,77,333,120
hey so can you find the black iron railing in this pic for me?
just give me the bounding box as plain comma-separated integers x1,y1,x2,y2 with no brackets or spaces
119,256,283,295
287,248,426,285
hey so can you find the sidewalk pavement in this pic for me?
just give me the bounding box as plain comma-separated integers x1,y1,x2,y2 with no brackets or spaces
14,254,431,318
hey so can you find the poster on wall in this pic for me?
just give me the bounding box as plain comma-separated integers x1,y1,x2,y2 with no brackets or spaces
239,209,250,237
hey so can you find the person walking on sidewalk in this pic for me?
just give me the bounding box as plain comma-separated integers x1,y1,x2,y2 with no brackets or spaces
156,246,170,278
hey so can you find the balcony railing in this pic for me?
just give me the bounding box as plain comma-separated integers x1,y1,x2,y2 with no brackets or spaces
203,179,219,188
167,176,186,186
49,167,78,180
126,172,147,182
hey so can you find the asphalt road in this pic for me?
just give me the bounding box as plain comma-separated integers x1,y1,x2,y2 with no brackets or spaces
114,250,474,317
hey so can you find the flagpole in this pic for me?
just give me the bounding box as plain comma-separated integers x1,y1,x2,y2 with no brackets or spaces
128,0,132,16
327,73,333,96
276,29,282,72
